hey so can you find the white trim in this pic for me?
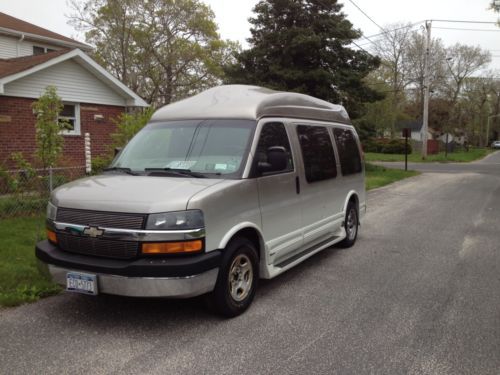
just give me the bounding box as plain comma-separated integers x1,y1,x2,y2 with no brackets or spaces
0,27,91,51
59,102,81,136
0,49,148,107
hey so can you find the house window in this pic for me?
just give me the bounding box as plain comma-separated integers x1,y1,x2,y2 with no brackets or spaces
33,46,45,55
33,46,56,55
59,104,81,136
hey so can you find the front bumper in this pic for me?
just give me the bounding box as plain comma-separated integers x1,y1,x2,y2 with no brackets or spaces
36,240,221,298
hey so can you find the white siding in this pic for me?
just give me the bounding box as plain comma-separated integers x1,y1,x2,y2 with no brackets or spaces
18,41,33,56
0,35,62,58
3,60,127,106
0,35,19,58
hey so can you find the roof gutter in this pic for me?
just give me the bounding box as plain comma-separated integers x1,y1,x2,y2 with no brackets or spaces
16,33,24,57
0,26,92,51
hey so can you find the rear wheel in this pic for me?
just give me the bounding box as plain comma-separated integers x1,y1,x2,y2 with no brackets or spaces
338,202,358,248
210,237,259,317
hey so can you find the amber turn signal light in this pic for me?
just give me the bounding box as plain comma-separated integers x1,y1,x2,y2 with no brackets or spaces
142,240,203,254
47,229,58,244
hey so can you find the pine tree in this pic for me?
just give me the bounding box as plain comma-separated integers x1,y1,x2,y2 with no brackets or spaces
225,0,382,118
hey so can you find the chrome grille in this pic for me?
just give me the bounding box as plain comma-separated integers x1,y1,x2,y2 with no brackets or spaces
56,208,146,229
57,232,139,259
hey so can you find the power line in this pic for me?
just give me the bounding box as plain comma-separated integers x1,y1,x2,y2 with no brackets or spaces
356,20,500,51
434,26,500,32
431,19,499,25
361,21,425,40
347,0,385,31
350,40,376,56
354,22,424,49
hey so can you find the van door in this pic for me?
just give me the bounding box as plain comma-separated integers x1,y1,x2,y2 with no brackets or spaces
294,124,344,248
254,121,303,264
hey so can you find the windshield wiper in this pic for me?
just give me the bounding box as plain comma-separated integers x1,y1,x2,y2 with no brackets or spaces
103,167,140,176
144,168,207,178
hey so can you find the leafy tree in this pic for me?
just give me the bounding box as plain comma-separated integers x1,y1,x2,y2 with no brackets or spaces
90,107,154,174
403,31,448,115
32,86,66,170
491,0,500,23
111,107,154,148
69,0,238,107
224,0,381,118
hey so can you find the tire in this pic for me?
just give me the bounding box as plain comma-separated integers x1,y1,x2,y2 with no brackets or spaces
210,237,259,317
338,202,359,248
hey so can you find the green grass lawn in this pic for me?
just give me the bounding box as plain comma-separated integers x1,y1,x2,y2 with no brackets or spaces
0,216,60,307
365,163,420,190
365,148,491,163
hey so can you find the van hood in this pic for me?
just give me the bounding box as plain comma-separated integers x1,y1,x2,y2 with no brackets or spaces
51,174,225,213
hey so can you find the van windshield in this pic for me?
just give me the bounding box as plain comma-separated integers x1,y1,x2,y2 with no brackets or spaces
110,119,256,179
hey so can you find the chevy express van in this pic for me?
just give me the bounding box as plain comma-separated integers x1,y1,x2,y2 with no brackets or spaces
36,85,366,317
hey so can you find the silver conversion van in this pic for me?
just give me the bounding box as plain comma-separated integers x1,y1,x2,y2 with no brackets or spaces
36,85,366,316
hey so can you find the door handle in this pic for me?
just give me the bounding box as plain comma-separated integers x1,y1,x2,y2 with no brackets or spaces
295,176,300,194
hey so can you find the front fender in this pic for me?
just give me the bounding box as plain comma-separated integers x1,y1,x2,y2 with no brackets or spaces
218,221,265,250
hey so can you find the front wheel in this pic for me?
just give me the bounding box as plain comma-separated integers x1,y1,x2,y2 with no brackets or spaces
338,202,358,248
210,237,259,317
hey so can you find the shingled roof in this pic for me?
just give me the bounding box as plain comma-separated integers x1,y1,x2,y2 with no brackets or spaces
0,49,70,79
0,48,148,107
0,12,90,50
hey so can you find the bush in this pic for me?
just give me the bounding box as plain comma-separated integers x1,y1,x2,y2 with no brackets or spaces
0,197,47,218
91,155,113,175
363,138,412,154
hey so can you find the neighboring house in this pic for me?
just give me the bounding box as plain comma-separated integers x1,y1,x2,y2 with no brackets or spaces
436,131,466,145
396,120,434,142
0,12,147,168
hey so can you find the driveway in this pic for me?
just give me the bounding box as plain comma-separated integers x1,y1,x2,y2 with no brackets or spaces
1,153,500,374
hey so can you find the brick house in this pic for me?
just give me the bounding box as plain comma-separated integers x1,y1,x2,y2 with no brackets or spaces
0,12,147,169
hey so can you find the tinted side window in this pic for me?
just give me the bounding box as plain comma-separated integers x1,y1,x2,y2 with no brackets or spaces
333,128,362,176
297,125,337,183
256,122,294,173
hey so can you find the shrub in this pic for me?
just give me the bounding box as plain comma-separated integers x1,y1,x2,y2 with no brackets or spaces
363,138,412,154
111,107,154,148
32,86,66,170
91,155,113,175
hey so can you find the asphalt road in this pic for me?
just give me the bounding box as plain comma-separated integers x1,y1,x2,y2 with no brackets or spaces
1,152,500,374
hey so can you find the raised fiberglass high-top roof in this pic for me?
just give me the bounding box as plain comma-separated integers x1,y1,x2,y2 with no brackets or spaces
150,85,351,124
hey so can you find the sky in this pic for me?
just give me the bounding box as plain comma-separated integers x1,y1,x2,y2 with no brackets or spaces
1,0,499,72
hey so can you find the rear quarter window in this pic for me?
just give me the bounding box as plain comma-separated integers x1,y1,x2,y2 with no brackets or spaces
333,128,362,176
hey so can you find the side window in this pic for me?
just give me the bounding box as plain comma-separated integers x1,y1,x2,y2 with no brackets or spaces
333,128,362,176
255,122,294,174
297,125,337,183
59,104,81,136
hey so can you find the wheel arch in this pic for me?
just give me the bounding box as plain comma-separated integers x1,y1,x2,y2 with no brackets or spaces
218,222,266,261
343,190,360,216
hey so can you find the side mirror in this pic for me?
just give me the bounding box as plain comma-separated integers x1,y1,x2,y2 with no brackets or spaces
257,146,288,174
114,147,123,156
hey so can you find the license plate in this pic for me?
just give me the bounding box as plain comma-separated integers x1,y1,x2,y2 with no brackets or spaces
66,272,98,295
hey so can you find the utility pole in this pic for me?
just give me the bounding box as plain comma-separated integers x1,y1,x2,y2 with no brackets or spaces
421,20,432,159
487,114,500,146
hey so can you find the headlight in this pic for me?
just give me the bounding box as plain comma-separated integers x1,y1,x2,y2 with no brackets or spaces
146,210,204,230
46,202,57,221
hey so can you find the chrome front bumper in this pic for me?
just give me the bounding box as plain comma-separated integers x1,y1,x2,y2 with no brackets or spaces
40,261,219,298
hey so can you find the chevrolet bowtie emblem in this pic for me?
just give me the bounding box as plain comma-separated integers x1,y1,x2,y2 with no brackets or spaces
83,226,104,238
